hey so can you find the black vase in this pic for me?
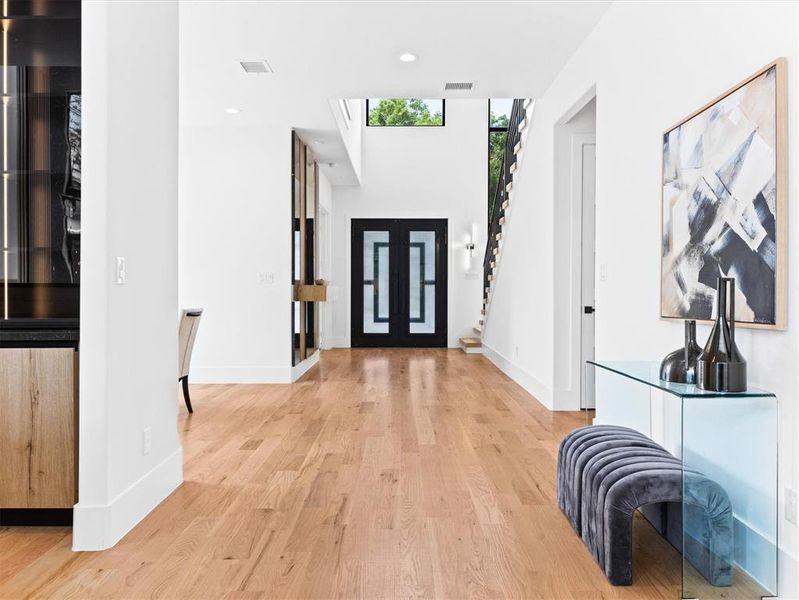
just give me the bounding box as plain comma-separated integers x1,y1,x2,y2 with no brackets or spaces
660,320,702,384
697,276,747,392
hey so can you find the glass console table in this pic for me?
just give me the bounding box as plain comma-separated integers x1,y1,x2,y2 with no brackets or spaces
587,361,778,600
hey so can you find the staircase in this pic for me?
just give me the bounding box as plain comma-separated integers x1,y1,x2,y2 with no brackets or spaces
460,98,534,354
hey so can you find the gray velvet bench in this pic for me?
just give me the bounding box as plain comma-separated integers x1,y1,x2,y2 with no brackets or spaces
557,425,733,587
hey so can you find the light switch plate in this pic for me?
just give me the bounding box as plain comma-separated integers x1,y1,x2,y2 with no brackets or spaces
599,263,608,282
142,427,152,456
786,488,798,525
116,257,126,284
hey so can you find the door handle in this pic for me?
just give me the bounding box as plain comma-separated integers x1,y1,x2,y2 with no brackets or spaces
392,270,399,315
397,270,406,316
584,306,595,314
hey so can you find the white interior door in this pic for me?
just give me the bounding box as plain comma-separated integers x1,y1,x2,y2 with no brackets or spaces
579,139,596,409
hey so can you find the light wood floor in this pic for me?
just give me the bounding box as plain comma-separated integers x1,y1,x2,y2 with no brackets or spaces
0,348,750,599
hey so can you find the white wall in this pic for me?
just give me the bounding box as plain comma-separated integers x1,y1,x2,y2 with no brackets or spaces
179,123,293,382
76,0,181,550
484,1,799,594
330,100,487,348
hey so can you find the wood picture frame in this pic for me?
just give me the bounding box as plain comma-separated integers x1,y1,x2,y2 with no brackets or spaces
660,58,788,330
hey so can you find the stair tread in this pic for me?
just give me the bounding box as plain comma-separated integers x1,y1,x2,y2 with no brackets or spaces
459,337,482,348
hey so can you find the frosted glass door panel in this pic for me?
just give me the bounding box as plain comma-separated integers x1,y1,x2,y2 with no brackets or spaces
409,231,436,334
363,230,390,334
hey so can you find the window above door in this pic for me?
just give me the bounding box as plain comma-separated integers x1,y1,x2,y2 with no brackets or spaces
366,99,445,127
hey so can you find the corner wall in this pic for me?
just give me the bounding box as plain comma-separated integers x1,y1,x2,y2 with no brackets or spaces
483,1,799,593
76,0,181,550
330,99,487,348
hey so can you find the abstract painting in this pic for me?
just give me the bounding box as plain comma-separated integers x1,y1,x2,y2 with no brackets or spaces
661,59,787,329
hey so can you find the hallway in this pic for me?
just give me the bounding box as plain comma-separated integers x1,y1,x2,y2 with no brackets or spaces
3,349,686,598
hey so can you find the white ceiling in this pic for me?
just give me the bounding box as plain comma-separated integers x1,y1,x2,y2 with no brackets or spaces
180,1,611,184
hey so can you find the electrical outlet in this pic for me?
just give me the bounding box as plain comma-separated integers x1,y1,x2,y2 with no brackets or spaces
142,427,152,456
258,272,275,285
786,488,798,525
515,345,519,359
599,263,608,282
116,257,126,284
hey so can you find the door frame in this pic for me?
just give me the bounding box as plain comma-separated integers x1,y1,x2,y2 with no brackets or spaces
350,218,448,348
318,205,332,349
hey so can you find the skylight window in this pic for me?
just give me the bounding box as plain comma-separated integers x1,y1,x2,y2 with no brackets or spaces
366,99,445,127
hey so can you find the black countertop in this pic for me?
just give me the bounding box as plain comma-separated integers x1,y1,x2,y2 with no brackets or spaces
0,319,79,347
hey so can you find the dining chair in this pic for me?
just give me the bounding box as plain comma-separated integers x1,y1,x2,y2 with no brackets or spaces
178,308,203,413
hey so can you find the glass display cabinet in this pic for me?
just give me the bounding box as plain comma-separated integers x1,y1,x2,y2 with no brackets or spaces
586,361,777,600
0,0,80,524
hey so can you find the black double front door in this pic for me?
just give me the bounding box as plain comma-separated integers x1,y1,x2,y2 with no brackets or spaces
351,219,447,347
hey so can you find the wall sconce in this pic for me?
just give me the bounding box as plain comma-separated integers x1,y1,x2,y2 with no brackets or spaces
465,223,478,253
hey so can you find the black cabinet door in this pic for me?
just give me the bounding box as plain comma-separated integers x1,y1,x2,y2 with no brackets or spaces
351,219,447,347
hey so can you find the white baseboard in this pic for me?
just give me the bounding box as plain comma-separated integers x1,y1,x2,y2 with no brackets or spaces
481,342,554,409
331,336,349,348
553,388,581,411
73,446,183,551
189,365,292,384
291,350,320,382
778,546,799,599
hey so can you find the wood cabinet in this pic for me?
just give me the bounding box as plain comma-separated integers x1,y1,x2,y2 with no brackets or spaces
0,348,78,508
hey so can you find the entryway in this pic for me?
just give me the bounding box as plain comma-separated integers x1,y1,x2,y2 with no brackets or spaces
351,219,447,347
553,93,596,411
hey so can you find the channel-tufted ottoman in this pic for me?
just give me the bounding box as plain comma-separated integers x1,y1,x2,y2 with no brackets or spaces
557,425,733,586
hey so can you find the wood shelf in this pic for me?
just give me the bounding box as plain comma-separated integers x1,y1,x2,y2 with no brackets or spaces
293,281,328,302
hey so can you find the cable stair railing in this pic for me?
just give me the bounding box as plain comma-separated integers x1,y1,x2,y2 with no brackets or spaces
459,98,533,354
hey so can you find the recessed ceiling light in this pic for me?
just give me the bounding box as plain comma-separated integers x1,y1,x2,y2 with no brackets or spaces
225,107,241,115
313,139,325,145
399,52,417,63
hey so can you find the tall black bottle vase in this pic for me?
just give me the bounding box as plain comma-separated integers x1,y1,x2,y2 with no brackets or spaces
696,276,747,392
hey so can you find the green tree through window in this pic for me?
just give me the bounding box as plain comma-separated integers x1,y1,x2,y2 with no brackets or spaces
367,99,444,126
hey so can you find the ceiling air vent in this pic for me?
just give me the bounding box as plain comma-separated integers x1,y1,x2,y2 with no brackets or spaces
239,60,273,74
444,82,473,91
